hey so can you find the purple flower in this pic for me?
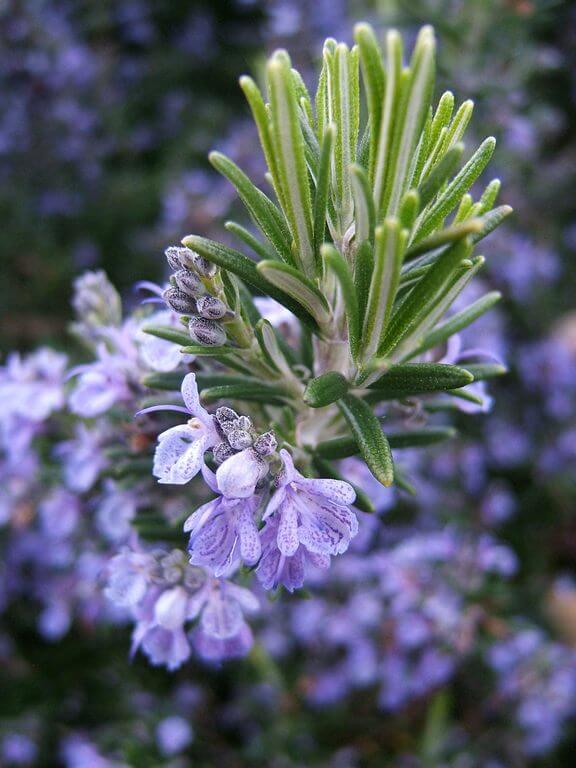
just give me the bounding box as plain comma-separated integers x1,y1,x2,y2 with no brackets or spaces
143,373,219,485
156,716,193,756
256,450,357,590
68,343,134,418
189,578,258,662
256,513,330,591
55,424,109,492
38,489,80,540
185,468,261,576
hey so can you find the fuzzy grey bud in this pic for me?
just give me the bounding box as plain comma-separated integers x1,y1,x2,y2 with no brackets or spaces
163,286,197,314
188,316,226,347
254,431,277,457
236,415,252,431
215,407,238,426
191,252,218,278
213,442,236,465
227,429,253,451
196,295,228,320
165,246,195,271
174,269,204,298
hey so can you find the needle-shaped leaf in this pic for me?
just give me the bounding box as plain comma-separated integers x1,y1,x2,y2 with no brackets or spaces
257,260,331,326
142,325,191,347
354,240,374,328
239,75,286,210
378,237,472,357
321,244,361,360
354,22,385,175
141,372,185,391
417,143,463,209
182,235,319,332
471,205,513,243
460,363,507,381
332,42,360,233
201,382,292,406
225,221,279,262
373,30,403,214
316,425,456,459
478,178,501,213
367,362,473,399
313,124,335,256
414,137,496,242
209,151,292,262
362,219,404,360
405,218,483,259
304,371,349,408
255,319,295,376
267,50,315,276
383,26,436,217
338,394,394,487
414,290,501,355
351,164,375,245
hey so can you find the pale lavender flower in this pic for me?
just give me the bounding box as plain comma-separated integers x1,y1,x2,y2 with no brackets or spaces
95,480,138,542
38,488,80,540
185,467,261,576
56,424,109,492
156,716,194,756
0,348,67,422
104,549,156,608
256,512,330,592
190,577,258,662
256,450,357,590
143,373,219,485
1,733,37,766
68,343,134,418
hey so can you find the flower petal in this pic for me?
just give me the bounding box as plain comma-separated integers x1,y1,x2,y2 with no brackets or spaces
188,512,238,577
154,586,189,630
299,476,356,506
216,449,267,499
200,584,243,639
181,372,213,428
276,496,300,556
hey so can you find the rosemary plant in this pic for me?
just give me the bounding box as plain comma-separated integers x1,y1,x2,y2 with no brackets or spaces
141,22,510,588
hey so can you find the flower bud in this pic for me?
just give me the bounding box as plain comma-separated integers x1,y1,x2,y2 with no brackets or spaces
174,269,204,298
227,429,253,451
236,415,252,431
163,286,197,314
165,246,195,271
213,442,236,465
190,252,218,278
254,431,277,457
196,295,228,320
188,317,226,347
215,407,238,427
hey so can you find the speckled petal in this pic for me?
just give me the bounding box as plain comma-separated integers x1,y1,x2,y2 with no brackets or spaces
276,496,300,556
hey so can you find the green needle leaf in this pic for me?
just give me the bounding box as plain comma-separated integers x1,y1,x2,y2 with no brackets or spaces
303,371,349,408
367,362,474,399
257,260,331,326
316,426,456,459
209,151,292,262
142,325,191,347
338,394,394,487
